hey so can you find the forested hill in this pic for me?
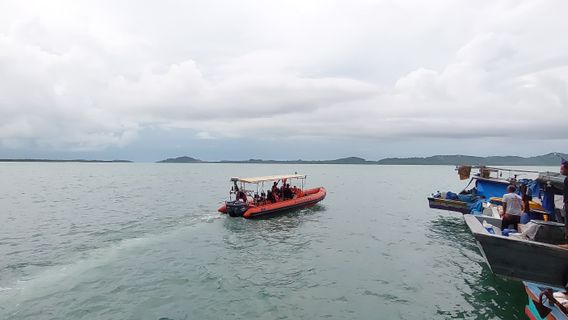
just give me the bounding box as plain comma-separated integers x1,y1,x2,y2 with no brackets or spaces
376,153,568,166
156,153,567,165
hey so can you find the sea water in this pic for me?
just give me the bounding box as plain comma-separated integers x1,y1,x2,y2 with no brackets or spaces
0,163,553,319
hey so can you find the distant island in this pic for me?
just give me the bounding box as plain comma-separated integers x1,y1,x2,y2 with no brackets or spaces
1,153,565,165
219,156,374,165
376,152,568,166
0,159,132,163
157,156,203,163
157,156,373,164
156,153,568,166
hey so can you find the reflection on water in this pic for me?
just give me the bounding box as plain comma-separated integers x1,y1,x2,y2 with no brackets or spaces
221,206,325,256
428,214,526,319
428,215,472,244
222,204,325,231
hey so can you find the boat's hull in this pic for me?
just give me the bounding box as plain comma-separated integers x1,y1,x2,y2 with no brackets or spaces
464,214,568,288
427,176,511,215
429,197,502,228
427,197,470,214
218,187,326,219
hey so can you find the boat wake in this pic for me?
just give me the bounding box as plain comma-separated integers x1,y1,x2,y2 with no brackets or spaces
0,212,223,315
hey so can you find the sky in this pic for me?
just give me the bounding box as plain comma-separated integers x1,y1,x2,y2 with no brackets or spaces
0,0,567,161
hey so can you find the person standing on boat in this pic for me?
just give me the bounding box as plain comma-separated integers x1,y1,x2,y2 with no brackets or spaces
271,182,279,200
501,185,522,230
519,183,535,224
561,160,568,238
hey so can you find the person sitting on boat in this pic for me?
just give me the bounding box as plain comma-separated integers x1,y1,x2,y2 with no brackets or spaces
237,190,247,202
278,184,285,198
501,185,522,230
272,182,279,195
283,184,293,199
267,190,276,203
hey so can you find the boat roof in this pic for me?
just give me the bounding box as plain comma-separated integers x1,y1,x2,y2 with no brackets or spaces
231,174,306,184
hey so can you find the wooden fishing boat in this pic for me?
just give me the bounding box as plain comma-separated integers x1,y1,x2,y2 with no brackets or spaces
464,214,568,288
524,281,568,320
428,166,514,214
218,174,326,218
428,165,548,228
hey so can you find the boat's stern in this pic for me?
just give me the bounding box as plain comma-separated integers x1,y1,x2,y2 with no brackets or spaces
225,200,249,217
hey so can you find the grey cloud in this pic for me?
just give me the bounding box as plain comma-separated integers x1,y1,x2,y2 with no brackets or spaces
0,0,567,153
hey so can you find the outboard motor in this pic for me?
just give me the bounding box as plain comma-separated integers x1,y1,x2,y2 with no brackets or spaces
225,200,248,217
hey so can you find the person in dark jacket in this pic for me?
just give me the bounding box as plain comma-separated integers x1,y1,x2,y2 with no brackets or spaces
267,190,276,203
283,184,293,199
237,190,247,202
561,160,568,238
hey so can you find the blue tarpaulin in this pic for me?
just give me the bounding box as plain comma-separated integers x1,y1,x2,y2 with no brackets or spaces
436,176,545,215
541,186,556,220
467,199,485,213
518,178,541,198
474,179,509,199
457,194,476,202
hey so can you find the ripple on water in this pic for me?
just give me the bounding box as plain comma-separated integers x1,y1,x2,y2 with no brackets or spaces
427,215,527,319
0,164,539,319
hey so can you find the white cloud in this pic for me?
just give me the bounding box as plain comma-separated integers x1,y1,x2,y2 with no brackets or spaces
0,0,567,153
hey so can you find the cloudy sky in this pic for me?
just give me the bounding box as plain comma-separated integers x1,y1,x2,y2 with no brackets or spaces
0,0,567,161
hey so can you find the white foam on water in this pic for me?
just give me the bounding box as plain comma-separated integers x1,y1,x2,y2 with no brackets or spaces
0,212,222,308
0,236,151,304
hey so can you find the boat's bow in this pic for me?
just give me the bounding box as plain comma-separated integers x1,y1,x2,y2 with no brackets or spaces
464,214,568,288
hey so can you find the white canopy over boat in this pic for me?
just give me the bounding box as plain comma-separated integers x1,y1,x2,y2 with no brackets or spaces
231,174,306,184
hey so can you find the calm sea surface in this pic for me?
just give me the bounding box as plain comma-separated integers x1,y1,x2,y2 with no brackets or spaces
0,163,555,319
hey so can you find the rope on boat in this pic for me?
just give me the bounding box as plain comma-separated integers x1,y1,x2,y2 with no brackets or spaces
539,288,568,316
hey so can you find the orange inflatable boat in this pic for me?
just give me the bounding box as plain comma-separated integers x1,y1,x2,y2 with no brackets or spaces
218,174,326,218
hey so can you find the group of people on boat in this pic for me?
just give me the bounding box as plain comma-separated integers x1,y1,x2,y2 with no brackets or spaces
485,162,568,317
259,181,300,204
270,181,299,201
429,161,568,317
232,179,301,205
500,160,568,238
